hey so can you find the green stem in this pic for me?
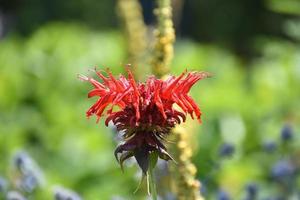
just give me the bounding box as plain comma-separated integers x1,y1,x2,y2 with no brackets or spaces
148,152,158,200
148,164,157,200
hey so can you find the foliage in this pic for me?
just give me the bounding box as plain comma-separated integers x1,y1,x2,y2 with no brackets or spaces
0,23,300,199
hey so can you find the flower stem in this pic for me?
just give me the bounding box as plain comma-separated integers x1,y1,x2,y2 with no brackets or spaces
149,164,157,200
149,152,158,200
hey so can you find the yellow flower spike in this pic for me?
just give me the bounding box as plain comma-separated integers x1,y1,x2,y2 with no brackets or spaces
150,0,206,199
117,0,149,79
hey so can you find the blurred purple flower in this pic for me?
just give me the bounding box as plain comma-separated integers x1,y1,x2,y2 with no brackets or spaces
245,182,258,199
281,125,293,142
53,186,82,200
6,191,27,200
219,143,235,157
271,160,295,180
262,141,277,153
20,174,38,193
12,151,45,192
0,177,7,194
217,190,231,200
199,181,207,196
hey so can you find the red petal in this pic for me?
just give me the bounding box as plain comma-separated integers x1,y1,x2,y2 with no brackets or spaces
88,88,107,98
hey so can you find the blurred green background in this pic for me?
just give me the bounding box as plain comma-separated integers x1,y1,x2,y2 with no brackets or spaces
0,0,300,199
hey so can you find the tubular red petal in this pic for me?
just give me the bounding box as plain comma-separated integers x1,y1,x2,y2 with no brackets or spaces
183,94,202,120
107,69,125,92
95,69,111,86
126,68,139,94
155,92,166,119
161,71,186,98
79,74,106,89
88,88,107,98
171,93,188,113
125,68,141,120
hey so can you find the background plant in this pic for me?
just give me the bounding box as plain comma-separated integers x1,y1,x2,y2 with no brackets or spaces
0,0,300,199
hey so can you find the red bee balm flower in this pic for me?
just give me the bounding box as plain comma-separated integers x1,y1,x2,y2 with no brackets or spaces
79,68,210,174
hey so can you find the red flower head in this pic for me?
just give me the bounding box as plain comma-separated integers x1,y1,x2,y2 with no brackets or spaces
79,67,210,174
